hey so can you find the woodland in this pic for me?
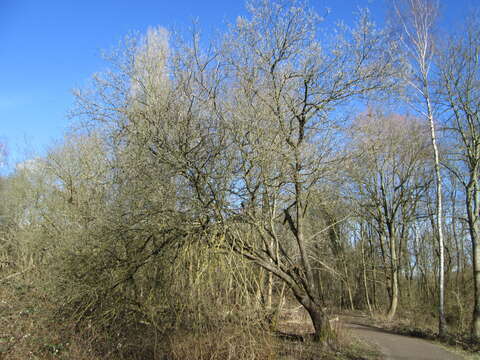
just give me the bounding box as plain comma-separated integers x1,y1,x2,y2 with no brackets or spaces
0,0,479,358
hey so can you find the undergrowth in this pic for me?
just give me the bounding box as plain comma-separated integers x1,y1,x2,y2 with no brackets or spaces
0,278,380,360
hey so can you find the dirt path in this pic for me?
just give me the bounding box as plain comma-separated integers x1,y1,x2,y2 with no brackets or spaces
345,321,463,360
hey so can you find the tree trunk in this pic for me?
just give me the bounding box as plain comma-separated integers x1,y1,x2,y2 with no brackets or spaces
361,233,373,314
379,232,392,302
472,234,480,339
466,181,480,339
367,233,378,310
267,271,273,310
386,224,398,321
425,89,447,337
343,260,355,311
386,265,399,321
304,300,330,342
256,269,265,309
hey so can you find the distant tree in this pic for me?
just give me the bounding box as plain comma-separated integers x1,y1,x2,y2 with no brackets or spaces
346,110,432,320
0,141,6,168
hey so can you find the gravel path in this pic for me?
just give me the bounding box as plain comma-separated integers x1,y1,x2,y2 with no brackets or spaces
345,322,463,360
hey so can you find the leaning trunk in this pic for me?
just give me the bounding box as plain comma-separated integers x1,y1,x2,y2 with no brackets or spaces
304,301,330,342
293,292,330,342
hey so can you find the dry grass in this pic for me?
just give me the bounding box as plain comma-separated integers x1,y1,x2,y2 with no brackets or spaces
168,326,278,360
0,282,381,360
0,263,380,360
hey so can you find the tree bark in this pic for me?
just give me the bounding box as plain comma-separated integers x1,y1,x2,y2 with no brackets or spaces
361,229,373,314
427,98,447,337
386,223,399,321
472,233,480,339
466,180,480,339
303,299,330,342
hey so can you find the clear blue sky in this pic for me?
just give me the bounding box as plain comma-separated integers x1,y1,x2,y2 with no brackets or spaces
0,0,474,166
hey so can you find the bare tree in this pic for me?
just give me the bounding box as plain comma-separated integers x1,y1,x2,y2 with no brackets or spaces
438,17,480,339
216,0,398,341
70,0,399,341
393,0,447,336
346,110,432,320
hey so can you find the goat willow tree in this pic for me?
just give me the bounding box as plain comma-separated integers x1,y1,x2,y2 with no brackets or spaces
73,0,397,341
